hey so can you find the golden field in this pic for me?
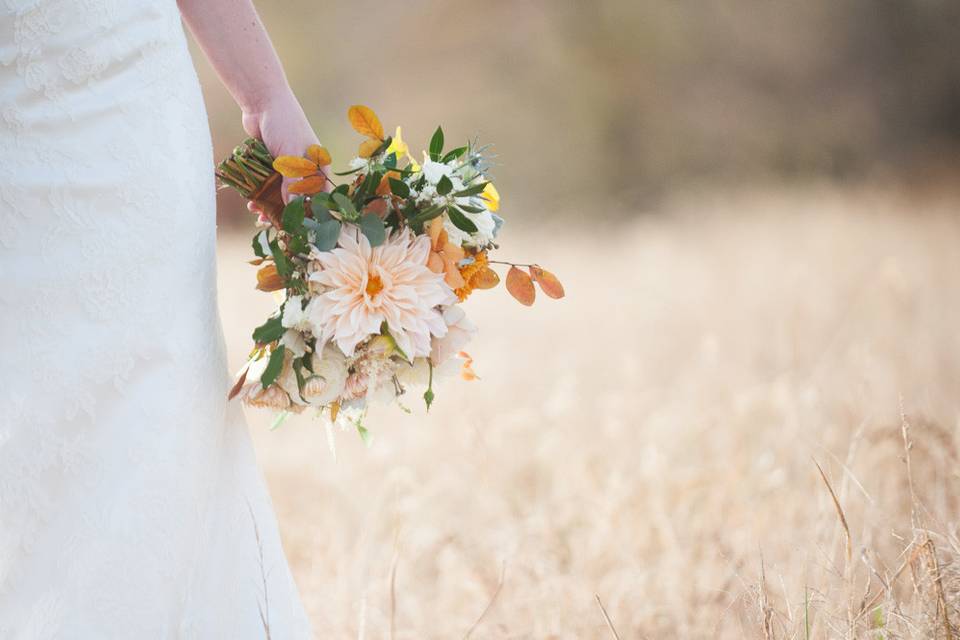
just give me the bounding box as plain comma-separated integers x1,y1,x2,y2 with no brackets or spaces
217,186,960,639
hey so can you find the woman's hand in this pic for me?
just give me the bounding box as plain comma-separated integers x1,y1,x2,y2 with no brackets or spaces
242,91,324,211
177,0,325,211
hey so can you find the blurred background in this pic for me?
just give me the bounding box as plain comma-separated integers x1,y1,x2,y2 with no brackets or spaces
193,2,960,638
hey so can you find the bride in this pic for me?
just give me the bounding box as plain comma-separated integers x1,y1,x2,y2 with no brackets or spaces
1,0,316,636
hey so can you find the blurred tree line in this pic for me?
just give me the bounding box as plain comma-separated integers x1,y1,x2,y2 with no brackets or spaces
197,1,960,218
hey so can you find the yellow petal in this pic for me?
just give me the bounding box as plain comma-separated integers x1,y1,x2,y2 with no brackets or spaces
347,104,384,140
287,175,326,195
385,126,409,157
358,138,382,159
481,182,500,212
306,144,332,166
273,156,318,178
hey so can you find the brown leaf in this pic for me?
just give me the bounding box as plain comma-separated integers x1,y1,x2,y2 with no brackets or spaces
347,105,384,140
506,266,536,306
255,263,285,291
288,175,326,195
306,144,332,166
272,156,317,178
530,266,565,299
473,267,501,290
227,366,249,401
358,138,382,159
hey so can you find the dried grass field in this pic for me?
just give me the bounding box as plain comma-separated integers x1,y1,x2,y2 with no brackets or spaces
217,187,960,639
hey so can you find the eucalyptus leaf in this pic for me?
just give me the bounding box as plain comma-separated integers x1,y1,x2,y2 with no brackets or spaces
458,203,487,213
447,206,478,233
388,177,410,198
308,197,332,222
312,219,341,252
359,212,386,247
332,192,358,221
429,126,444,161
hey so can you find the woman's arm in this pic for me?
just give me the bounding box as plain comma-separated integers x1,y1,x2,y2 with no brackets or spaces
177,0,320,198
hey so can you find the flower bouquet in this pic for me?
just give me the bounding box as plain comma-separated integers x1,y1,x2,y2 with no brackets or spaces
216,105,564,438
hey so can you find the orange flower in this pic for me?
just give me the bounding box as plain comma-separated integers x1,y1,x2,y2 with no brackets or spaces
426,217,466,289
454,250,500,301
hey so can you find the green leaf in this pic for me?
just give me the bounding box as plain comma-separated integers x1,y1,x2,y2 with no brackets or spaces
388,177,410,198
359,212,386,247
441,146,467,163
437,175,453,196
453,182,489,197
333,167,364,176
333,183,350,197
423,360,435,411
269,410,291,430
308,197,332,222
312,219,341,252
332,192,358,221
269,237,292,276
372,136,393,157
251,230,269,258
383,152,398,169
281,197,306,233
447,206,478,233
429,126,444,161
356,424,372,446
252,314,284,344
286,234,309,256
413,203,446,224
458,203,486,213
261,345,287,389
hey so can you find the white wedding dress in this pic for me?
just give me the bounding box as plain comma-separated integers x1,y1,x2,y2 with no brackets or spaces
0,1,312,637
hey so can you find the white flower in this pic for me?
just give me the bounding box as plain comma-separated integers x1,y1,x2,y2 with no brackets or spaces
421,159,453,185
349,156,369,171
306,226,455,358
431,306,477,365
280,329,308,357
443,209,498,248
281,295,308,330
396,357,431,387
302,344,348,406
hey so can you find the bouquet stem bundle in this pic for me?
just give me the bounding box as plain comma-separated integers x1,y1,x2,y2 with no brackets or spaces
216,138,285,228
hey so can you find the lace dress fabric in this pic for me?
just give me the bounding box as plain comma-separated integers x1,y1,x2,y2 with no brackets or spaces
0,1,312,637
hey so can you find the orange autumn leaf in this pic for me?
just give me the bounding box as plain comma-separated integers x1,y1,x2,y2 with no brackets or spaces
473,267,500,290
306,144,332,166
459,351,479,381
273,155,317,178
530,266,565,299
347,105,384,140
287,175,326,195
227,366,249,401
255,263,285,291
506,266,536,306
358,138,382,159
